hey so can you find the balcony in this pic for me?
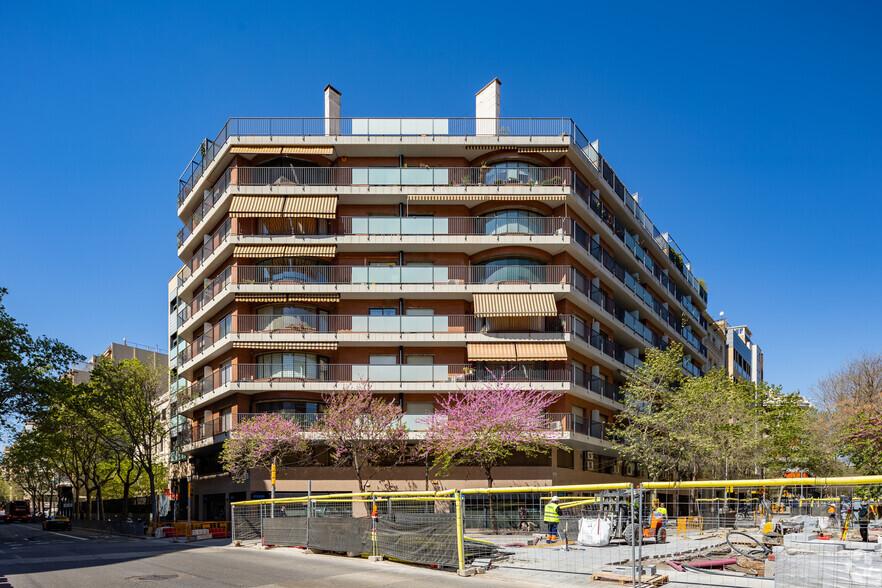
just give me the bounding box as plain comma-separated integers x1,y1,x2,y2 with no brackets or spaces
178,408,614,454
178,363,575,410
177,166,573,247
179,314,570,367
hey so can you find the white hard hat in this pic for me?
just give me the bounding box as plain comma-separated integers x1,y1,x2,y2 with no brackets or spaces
551,496,560,502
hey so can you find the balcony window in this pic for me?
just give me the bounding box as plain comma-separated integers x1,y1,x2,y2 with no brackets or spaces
256,305,328,332
256,257,325,283
256,353,328,380
478,257,545,284
483,162,541,185
254,400,324,415
481,210,546,236
258,217,326,236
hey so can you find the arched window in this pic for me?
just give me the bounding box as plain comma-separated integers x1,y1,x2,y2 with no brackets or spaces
481,209,546,236
477,257,546,284
483,161,541,185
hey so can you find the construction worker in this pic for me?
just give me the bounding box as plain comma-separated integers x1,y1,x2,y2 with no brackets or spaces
544,496,561,543
857,502,870,542
653,501,668,524
828,503,837,525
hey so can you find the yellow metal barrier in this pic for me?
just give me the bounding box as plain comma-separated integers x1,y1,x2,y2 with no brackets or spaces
675,516,703,537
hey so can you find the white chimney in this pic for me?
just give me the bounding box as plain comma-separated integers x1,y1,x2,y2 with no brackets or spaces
475,78,501,135
324,84,341,136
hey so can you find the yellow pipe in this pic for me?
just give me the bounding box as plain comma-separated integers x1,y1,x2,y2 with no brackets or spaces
455,491,465,572
642,476,882,490
461,482,630,494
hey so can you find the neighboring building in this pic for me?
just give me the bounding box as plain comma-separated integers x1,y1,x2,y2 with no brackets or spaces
716,319,764,384
168,80,711,520
704,313,727,372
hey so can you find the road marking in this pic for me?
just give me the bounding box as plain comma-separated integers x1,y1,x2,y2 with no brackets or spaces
46,531,88,541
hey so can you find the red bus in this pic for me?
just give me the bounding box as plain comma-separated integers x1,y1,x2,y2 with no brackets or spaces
7,500,30,523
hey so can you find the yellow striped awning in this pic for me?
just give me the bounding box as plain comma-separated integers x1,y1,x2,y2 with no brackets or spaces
235,294,340,303
473,293,557,317
229,196,285,215
515,343,568,361
281,196,337,218
230,146,334,155
407,194,567,202
233,245,336,258
467,343,517,361
230,146,284,154
517,147,568,154
233,342,337,351
282,146,334,155
228,196,337,218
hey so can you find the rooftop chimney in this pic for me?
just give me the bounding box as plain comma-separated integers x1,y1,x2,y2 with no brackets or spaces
324,84,341,136
475,78,501,135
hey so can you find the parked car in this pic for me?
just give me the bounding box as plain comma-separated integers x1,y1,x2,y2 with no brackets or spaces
0,513,8,524
42,516,71,531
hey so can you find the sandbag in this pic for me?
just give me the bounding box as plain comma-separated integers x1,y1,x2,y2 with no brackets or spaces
578,517,611,547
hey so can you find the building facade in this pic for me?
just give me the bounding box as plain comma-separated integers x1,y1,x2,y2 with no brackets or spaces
168,81,710,520
716,319,764,383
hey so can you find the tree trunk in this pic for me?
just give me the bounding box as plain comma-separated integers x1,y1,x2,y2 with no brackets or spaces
122,481,132,518
147,468,156,523
485,466,497,534
85,487,92,520
96,485,104,521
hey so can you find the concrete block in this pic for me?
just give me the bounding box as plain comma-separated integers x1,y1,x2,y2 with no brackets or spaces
457,568,477,577
764,559,775,578
802,540,845,552
345,552,358,558
368,555,383,562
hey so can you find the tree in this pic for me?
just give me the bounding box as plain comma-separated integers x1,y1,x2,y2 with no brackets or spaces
422,373,564,488
840,411,882,475
315,386,410,493
421,373,564,532
1,428,58,512
82,358,168,522
611,343,688,481
813,352,882,426
220,413,309,487
0,287,82,429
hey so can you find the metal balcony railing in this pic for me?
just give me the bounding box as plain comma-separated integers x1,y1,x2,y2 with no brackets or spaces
177,166,573,247
179,363,575,405
179,314,570,365
337,216,572,238
544,413,608,440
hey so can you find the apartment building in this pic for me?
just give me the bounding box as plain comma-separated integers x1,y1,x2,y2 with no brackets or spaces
716,319,764,383
167,80,710,520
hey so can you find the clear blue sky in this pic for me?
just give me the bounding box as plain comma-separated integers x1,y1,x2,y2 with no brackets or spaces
1,1,880,397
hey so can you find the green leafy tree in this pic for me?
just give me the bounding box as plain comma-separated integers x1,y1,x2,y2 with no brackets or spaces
81,358,168,521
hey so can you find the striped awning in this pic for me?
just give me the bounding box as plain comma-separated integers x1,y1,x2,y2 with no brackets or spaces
228,196,337,218
235,294,340,303
517,147,568,154
230,146,334,155
233,342,337,351
233,245,336,258
281,196,336,218
515,343,568,361
230,146,284,154
467,343,517,361
282,146,334,155
407,194,567,202
467,342,568,361
473,293,557,317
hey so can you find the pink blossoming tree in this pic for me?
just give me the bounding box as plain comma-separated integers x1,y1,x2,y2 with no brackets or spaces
421,373,565,531
219,413,309,483
316,385,410,492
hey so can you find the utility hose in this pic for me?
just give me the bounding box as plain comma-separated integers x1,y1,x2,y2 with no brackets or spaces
726,531,772,562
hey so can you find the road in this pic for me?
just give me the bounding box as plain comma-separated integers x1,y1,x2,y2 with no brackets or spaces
0,523,531,587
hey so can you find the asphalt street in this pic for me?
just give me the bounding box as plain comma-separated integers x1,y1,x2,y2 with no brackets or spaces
0,523,534,587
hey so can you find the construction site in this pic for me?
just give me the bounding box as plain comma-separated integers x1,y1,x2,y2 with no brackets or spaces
230,475,882,587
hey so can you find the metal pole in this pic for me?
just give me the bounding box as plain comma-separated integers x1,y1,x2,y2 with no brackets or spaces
637,487,644,583
455,491,465,573
306,480,311,548
630,487,636,586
